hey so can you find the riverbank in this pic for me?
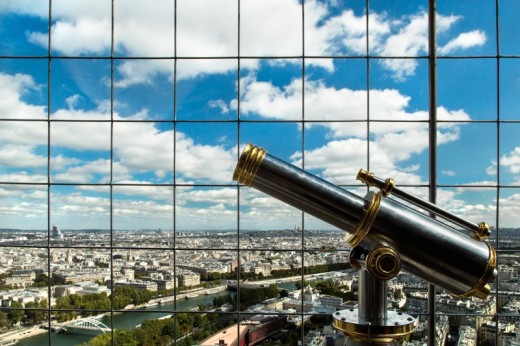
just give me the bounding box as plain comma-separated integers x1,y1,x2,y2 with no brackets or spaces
8,282,291,345
0,325,48,345
16,289,233,346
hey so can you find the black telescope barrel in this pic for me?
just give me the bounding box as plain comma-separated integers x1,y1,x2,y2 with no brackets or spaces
233,143,366,234
233,143,497,299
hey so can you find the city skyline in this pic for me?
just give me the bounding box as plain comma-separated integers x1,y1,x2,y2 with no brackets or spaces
0,0,519,231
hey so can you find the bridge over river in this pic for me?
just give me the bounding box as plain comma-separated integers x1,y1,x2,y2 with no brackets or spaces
55,318,111,335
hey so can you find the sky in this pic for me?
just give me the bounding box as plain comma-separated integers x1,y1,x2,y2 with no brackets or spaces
0,0,519,232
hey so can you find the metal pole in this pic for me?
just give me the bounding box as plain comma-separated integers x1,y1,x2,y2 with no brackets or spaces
427,0,438,344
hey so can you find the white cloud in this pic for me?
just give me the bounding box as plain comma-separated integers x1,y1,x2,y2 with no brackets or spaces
51,191,110,221
29,18,111,55
0,172,47,184
113,185,174,202
176,187,236,206
51,121,111,152
0,1,48,17
113,122,173,176
0,144,46,168
208,99,230,114
438,30,487,55
113,200,172,217
240,0,302,56
289,139,368,184
0,184,48,228
175,133,236,183
238,189,303,230
236,75,303,121
52,158,110,184
235,75,471,187
499,193,520,228
0,121,47,147
376,13,428,80
304,8,477,80
174,187,238,230
0,73,46,119
2,0,487,84
500,147,520,174
65,94,81,109
0,72,238,186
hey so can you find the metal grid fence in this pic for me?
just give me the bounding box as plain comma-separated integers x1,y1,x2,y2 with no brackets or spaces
0,0,519,345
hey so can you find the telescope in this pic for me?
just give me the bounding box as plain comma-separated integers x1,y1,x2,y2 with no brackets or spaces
233,143,496,345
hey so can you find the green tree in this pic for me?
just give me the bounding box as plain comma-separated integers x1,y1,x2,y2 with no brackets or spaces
24,299,48,324
162,319,179,339
54,296,78,322
85,333,111,346
113,330,138,346
280,330,299,345
193,313,208,328
7,301,24,325
295,280,311,290
0,311,9,329
32,273,52,287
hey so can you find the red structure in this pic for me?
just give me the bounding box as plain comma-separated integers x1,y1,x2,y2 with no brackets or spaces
200,315,289,346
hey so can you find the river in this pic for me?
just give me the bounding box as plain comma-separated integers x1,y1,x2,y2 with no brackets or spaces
17,282,297,346
17,291,231,346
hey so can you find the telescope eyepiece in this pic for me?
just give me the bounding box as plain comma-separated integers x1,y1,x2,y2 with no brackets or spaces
233,143,266,186
366,246,401,281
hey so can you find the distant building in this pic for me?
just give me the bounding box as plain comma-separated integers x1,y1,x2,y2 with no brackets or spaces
411,315,449,345
178,273,200,287
122,268,135,281
55,282,110,297
478,321,516,346
0,288,47,307
300,329,326,346
1,270,36,288
115,280,158,292
319,294,343,311
51,225,64,239
52,269,110,284
458,325,477,346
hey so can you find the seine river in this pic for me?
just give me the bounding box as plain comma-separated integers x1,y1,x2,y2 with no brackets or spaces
17,282,297,346
17,291,231,346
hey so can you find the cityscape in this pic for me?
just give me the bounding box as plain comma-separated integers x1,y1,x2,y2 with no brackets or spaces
0,226,519,345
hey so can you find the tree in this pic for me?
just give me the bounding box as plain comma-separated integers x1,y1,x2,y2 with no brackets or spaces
295,280,311,290
162,319,179,339
310,313,331,326
24,299,48,325
85,333,112,346
0,312,9,329
32,273,51,287
114,330,138,346
193,313,208,328
7,301,24,325
280,330,299,345
55,296,78,322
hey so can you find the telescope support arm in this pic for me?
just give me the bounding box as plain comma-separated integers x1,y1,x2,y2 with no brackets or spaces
333,247,415,345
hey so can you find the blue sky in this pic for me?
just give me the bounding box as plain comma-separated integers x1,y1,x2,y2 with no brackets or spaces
0,0,519,231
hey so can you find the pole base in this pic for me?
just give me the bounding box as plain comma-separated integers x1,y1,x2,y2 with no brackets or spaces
333,309,415,344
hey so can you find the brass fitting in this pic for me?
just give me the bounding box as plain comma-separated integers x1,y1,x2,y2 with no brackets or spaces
366,246,401,280
233,143,266,187
471,222,491,241
349,192,382,248
357,169,395,196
